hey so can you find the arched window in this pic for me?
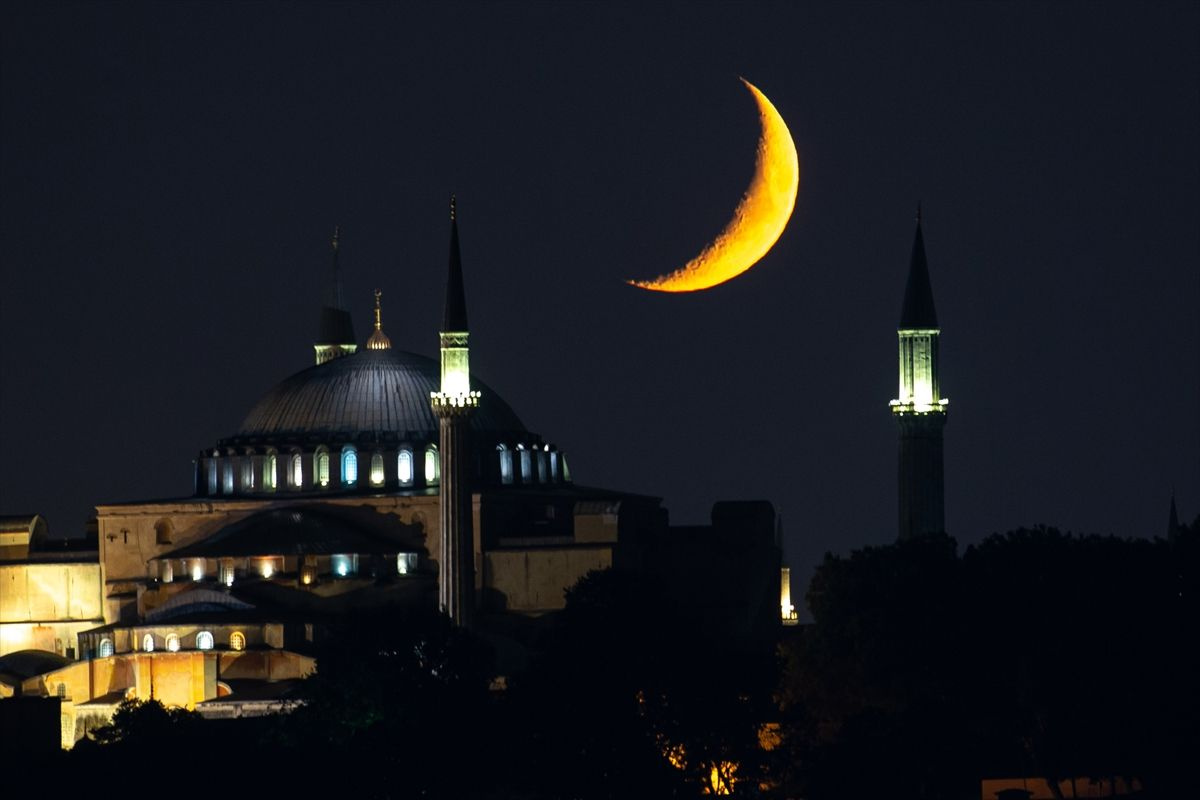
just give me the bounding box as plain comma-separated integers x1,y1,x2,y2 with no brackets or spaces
370,452,385,486
424,445,440,485
161,560,174,583
397,552,418,575
291,453,303,488
497,445,513,485
207,459,218,494
98,638,114,658
142,633,155,652
191,559,205,582
332,554,357,577
264,451,278,491
342,446,358,485
398,449,413,485
196,631,214,651
241,452,255,490
518,444,532,483
315,448,330,487
222,459,234,494
165,634,180,652
536,450,548,483
154,518,173,545
229,631,246,651
549,451,559,482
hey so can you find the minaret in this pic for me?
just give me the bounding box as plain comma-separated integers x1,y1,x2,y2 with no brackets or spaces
431,196,480,626
314,226,358,365
1167,491,1182,542
891,208,949,539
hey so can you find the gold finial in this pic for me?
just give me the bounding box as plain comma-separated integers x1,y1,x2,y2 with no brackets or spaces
449,194,456,221
366,288,392,350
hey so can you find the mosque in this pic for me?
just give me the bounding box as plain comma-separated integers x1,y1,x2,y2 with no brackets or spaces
1,200,783,748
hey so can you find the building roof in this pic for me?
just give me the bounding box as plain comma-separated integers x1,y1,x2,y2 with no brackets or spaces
0,650,71,680
899,218,939,330
154,504,423,560
231,348,525,442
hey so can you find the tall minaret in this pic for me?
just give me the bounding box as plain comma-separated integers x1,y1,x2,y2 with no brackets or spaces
431,196,480,626
891,208,948,539
314,226,358,365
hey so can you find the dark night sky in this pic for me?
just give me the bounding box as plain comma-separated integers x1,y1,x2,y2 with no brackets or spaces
2,1,1197,609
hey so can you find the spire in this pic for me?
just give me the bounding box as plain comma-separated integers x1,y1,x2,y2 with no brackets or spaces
366,288,392,350
331,225,345,309
314,225,358,364
443,195,469,333
899,209,938,330
1168,490,1182,541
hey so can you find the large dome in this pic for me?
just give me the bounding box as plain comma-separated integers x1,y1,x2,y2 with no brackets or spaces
233,349,526,442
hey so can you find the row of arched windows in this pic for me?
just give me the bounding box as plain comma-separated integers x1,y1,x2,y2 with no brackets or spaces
202,444,440,496
96,630,246,658
496,443,567,486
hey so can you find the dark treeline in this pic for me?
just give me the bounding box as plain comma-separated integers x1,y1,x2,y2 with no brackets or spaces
53,520,1198,799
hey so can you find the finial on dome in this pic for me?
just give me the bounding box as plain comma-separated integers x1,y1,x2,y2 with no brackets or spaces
916,201,922,226
366,288,392,350
332,225,341,252
450,194,456,222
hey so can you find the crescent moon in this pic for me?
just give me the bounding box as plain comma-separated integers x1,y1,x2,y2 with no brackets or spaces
628,79,799,292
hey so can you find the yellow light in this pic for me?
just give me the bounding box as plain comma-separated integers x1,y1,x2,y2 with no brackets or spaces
627,79,799,293
259,560,274,579
191,561,204,582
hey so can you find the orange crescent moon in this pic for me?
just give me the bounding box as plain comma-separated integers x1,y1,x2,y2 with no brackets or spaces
628,79,800,292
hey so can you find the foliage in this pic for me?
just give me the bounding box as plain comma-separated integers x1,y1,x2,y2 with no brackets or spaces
88,697,200,746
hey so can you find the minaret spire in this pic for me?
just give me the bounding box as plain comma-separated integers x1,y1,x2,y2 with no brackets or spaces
313,225,358,365
1168,490,1182,541
891,208,948,540
431,195,480,627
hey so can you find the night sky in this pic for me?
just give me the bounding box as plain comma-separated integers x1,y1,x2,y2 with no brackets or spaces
3,1,1197,608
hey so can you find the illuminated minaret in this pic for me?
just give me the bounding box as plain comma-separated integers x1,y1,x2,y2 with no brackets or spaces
431,196,480,626
890,209,948,540
313,226,358,365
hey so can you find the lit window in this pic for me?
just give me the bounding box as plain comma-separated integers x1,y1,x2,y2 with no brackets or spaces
230,632,246,651
142,634,154,652
536,451,548,483
398,449,413,484
370,452,385,486
242,455,255,490
549,451,559,481
291,453,303,487
191,559,205,582
161,560,174,583
264,452,277,491
222,460,234,494
316,449,330,487
196,631,214,650
342,447,358,485
166,634,180,653
207,460,218,494
258,559,275,579
57,683,67,698
425,445,439,485
219,560,235,586
332,553,357,577
519,445,532,482
397,552,418,575
98,638,114,658
498,445,513,485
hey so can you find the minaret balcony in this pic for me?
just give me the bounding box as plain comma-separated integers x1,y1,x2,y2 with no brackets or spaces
890,398,949,415
431,390,480,415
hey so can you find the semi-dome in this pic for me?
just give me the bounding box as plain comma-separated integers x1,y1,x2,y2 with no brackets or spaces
233,348,526,442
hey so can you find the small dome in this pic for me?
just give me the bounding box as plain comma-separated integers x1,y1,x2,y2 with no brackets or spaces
232,349,526,442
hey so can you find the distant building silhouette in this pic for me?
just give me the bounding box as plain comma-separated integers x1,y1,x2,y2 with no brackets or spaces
891,210,948,539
